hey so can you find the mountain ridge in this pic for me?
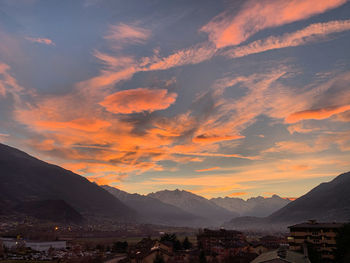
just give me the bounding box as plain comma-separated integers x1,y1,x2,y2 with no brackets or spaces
0,143,135,222
148,189,238,226
224,171,350,231
102,185,201,226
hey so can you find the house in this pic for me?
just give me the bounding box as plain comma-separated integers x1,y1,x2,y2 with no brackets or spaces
128,238,173,263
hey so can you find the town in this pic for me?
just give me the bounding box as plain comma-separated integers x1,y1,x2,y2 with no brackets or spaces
0,219,349,263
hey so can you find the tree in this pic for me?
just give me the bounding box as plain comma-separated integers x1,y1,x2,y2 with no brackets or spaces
160,233,182,251
112,241,128,253
199,250,207,263
182,237,192,250
160,233,177,243
153,253,165,263
335,223,350,263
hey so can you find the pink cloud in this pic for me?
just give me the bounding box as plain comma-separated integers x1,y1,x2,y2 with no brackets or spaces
225,19,350,58
105,23,150,47
25,37,55,46
99,88,177,114
201,0,346,48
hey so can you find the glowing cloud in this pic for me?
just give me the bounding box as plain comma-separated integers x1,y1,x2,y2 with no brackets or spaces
228,192,248,197
99,88,177,114
202,0,346,48
286,104,350,123
196,166,220,172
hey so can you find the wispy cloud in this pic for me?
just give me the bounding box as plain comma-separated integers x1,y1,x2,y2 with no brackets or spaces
201,0,347,48
25,36,55,46
224,19,350,58
105,23,151,49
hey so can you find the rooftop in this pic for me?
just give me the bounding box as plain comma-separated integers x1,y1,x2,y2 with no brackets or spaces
289,221,345,229
251,249,311,263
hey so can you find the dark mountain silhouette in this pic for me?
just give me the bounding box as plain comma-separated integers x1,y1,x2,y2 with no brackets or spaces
102,185,201,226
211,194,291,217
148,189,239,226
224,171,350,231
15,200,83,224
0,143,134,221
268,171,350,222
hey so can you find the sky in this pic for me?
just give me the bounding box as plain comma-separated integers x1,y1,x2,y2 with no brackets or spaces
0,0,350,199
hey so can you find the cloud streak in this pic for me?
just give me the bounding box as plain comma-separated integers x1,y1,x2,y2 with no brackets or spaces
25,37,55,46
225,19,350,58
201,0,347,48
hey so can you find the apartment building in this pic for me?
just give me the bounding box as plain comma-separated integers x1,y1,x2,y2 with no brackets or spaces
288,220,344,261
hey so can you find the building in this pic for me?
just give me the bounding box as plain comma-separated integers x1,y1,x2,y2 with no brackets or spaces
0,237,66,252
128,238,173,263
288,220,344,261
250,247,311,263
197,228,249,262
25,241,66,252
197,228,245,252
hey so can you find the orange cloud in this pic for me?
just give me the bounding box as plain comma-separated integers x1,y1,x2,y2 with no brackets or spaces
228,192,248,197
35,118,111,132
99,88,177,114
283,197,297,201
196,166,220,172
225,19,350,58
202,0,346,48
286,104,350,123
25,37,55,46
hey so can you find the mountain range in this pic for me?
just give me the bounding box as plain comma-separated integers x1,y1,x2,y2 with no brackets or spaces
211,195,291,217
102,185,201,226
224,171,350,231
1,143,349,229
0,143,134,223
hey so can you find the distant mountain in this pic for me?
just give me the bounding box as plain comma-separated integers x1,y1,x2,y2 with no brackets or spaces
224,171,350,231
148,189,239,226
102,185,201,226
211,194,291,217
0,143,134,222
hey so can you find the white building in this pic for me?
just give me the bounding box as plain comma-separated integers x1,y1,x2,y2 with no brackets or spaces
0,237,66,252
26,241,66,252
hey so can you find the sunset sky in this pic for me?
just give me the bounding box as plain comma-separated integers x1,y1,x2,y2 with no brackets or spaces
0,0,350,199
